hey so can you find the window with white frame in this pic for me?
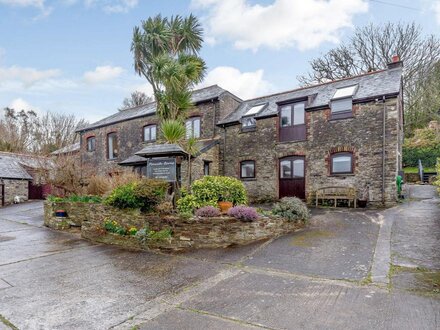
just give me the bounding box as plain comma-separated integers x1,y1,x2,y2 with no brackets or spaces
143,125,157,142
185,117,201,139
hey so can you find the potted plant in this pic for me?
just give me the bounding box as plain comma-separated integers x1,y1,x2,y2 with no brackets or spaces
218,192,233,213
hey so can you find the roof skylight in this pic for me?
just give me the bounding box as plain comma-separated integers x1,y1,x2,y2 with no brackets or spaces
243,103,266,117
332,85,358,99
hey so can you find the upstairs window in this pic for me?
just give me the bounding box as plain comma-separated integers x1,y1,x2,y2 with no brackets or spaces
143,125,157,142
240,160,255,179
107,132,118,160
331,152,353,175
242,116,256,129
279,102,306,142
186,117,200,139
86,136,96,152
241,103,266,131
331,85,357,120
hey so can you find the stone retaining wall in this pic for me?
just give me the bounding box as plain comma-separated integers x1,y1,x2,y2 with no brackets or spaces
44,201,304,251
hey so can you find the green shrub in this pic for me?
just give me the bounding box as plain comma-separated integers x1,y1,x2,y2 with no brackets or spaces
177,176,247,214
104,219,128,235
104,179,168,210
135,227,172,244
191,176,247,205
434,159,440,193
403,146,440,167
104,182,144,209
133,178,169,210
272,197,310,222
47,195,102,203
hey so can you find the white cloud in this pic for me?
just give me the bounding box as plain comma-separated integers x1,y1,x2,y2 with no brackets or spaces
192,0,369,51
0,0,52,19
433,1,440,24
0,65,61,87
201,66,273,99
84,0,138,13
0,0,44,7
83,65,124,84
9,98,40,113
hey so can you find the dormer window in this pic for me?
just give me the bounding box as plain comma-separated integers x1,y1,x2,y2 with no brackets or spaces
331,85,357,120
242,116,256,129
241,104,266,131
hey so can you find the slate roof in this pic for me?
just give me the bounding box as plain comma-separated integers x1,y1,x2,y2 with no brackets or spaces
129,139,219,161
0,152,53,170
0,156,33,180
119,155,149,166
218,67,403,125
51,142,80,155
79,85,232,132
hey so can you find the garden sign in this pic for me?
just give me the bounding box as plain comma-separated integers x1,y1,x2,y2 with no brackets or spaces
147,158,176,182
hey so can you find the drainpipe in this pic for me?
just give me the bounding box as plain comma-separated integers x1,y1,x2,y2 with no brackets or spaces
212,99,217,138
382,95,386,206
222,125,226,176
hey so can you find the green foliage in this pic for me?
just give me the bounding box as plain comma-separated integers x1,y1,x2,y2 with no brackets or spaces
104,179,168,210
132,14,206,121
402,146,440,167
135,226,172,244
160,119,186,143
272,197,310,222
403,124,440,167
104,182,144,209
177,176,248,214
434,159,440,193
47,195,102,203
104,219,128,235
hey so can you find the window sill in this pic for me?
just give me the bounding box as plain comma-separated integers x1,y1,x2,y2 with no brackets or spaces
329,173,355,177
241,127,256,133
107,158,119,162
277,139,307,144
329,115,354,121
240,178,257,181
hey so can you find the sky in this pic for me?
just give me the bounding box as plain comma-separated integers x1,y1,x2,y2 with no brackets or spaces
0,0,439,123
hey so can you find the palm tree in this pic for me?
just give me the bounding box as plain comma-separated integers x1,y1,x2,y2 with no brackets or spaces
131,14,206,121
160,120,200,189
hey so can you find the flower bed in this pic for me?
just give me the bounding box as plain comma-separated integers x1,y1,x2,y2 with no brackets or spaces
44,201,306,251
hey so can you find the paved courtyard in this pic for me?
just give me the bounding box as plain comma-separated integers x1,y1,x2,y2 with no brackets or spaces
0,185,439,329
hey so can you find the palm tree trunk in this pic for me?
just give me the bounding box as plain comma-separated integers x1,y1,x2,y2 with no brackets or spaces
187,153,191,189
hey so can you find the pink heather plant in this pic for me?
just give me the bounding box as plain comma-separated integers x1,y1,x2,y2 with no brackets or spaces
195,206,221,218
227,206,258,222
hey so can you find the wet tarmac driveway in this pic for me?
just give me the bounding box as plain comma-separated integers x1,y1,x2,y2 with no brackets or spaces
0,186,439,329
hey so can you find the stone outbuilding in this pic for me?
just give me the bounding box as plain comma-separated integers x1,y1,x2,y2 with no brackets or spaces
0,152,53,206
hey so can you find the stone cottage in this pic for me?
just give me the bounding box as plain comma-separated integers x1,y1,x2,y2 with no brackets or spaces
76,85,242,182
218,60,403,206
77,59,403,206
0,152,54,206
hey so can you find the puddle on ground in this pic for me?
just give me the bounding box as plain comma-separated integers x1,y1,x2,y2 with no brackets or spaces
0,235,15,242
290,230,335,247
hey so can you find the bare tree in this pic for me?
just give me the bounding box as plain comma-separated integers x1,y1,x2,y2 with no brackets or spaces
298,22,440,134
0,108,38,153
0,108,87,155
119,91,153,110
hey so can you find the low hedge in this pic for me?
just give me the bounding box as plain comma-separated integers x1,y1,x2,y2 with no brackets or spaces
403,146,440,167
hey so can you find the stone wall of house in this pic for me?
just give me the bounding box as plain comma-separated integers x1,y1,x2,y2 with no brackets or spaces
79,94,239,179
2,179,28,205
180,144,220,185
43,201,304,250
223,98,401,206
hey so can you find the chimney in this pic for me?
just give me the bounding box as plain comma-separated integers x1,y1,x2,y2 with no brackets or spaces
387,54,403,69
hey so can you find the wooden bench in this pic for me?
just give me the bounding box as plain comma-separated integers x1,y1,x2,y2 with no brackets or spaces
315,186,357,208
